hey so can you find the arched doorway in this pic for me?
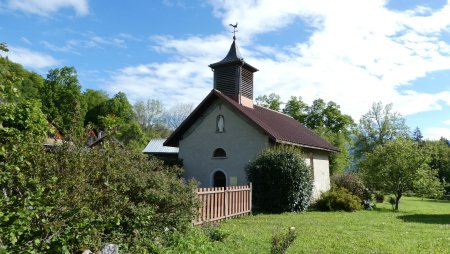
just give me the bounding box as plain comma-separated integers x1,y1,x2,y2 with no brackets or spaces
213,170,226,187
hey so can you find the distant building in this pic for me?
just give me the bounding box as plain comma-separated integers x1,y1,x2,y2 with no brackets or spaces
143,138,178,157
143,138,180,166
44,119,64,148
164,37,338,199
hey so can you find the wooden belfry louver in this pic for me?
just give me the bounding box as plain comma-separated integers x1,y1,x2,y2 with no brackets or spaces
208,23,258,108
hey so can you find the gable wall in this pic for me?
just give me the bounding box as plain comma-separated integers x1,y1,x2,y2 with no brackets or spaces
178,99,331,200
179,100,269,187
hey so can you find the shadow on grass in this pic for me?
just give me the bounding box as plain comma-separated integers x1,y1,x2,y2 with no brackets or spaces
419,199,450,204
372,207,397,213
398,214,450,224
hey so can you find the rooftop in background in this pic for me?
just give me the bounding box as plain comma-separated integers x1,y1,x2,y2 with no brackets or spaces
143,138,179,154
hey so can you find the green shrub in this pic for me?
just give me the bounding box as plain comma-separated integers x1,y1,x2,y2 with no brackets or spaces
332,173,371,201
246,146,313,213
315,187,362,212
1,139,197,253
201,223,229,242
271,227,297,254
163,227,215,253
374,192,385,203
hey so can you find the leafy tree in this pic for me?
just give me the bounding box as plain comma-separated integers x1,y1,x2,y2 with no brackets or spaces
134,99,165,130
284,98,353,134
0,42,8,52
0,59,50,252
1,67,196,251
304,99,327,129
164,103,194,130
83,89,109,126
354,102,410,160
117,120,146,149
282,96,308,123
439,136,450,146
255,93,282,111
359,138,434,210
246,146,313,213
412,126,423,144
316,128,353,174
423,139,450,193
41,66,84,135
0,51,44,101
414,168,445,199
104,91,134,122
281,96,354,173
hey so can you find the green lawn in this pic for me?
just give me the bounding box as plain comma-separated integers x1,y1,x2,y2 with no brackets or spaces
209,197,450,254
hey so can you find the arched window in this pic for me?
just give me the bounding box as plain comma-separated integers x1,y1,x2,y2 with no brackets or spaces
213,148,227,158
216,115,225,132
213,170,226,187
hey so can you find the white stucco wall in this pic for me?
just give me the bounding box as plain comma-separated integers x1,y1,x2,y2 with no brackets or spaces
179,100,269,187
178,99,331,200
304,149,331,200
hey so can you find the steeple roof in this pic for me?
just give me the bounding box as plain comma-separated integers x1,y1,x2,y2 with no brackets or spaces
209,40,258,72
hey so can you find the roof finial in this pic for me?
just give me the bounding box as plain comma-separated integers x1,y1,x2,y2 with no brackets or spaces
229,22,238,40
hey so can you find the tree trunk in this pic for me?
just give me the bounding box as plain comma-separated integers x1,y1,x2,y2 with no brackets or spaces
395,193,402,211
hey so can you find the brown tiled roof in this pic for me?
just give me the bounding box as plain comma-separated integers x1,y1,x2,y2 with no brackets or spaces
165,90,339,153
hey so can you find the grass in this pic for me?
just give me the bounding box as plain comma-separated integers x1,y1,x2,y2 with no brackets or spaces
208,196,450,254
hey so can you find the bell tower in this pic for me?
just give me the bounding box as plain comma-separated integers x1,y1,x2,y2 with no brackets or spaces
209,24,258,108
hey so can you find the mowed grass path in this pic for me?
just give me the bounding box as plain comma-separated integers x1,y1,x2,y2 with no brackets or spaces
210,197,450,254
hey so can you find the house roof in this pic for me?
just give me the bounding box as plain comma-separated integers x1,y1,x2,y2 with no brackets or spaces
164,90,339,153
143,138,179,154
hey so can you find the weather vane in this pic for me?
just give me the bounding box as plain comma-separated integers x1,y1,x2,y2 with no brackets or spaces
229,22,238,40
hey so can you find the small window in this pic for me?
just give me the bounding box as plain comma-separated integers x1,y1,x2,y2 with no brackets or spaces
216,115,225,132
213,148,227,158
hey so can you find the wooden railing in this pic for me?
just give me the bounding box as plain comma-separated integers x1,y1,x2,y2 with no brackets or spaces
193,183,252,225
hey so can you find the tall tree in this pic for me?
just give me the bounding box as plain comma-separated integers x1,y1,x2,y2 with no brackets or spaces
424,139,450,194
282,96,308,123
0,50,44,101
164,103,193,130
283,97,354,173
255,93,282,111
104,92,134,122
41,67,84,135
83,89,109,126
360,138,438,210
0,42,8,52
412,126,423,144
133,99,165,130
354,102,409,159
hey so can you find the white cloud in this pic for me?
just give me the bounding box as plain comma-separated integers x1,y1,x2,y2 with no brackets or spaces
6,0,88,16
104,0,450,121
3,46,59,69
21,37,32,45
443,120,450,125
41,33,132,55
423,127,450,140
41,40,80,54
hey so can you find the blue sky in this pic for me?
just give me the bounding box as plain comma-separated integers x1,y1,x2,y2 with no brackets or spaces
1,0,450,140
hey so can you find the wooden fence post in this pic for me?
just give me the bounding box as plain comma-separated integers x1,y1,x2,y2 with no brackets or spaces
224,187,228,220
249,182,252,215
